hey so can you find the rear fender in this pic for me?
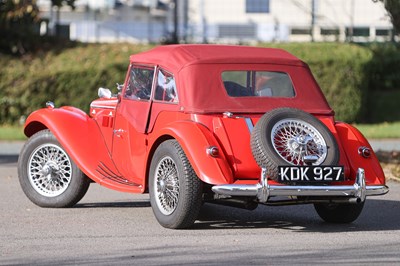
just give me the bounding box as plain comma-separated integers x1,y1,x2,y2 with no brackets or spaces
151,121,234,185
24,107,142,193
335,122,385,185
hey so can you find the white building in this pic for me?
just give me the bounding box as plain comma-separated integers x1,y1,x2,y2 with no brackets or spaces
187,0,393,43
37,0,394,43
37,0,170,43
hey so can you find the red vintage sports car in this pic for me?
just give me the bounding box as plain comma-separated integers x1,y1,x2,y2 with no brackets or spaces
18,45,388,229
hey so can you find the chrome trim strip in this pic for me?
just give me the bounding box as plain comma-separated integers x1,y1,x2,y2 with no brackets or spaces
244,117,254,133
222,112,254,133
212,168,388,203
90,104,117,110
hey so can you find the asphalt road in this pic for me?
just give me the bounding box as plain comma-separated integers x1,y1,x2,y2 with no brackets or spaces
1,155,400,266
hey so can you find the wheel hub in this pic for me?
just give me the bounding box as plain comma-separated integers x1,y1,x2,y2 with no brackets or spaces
159,179,166,193
289,134,313,151
28,144,72,197
154,156,179,216
41,161,60,177
41,164,52,176
271,119,328,165
295,134,313,145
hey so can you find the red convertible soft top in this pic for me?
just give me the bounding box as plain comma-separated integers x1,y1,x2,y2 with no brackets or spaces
130,45,333,115
130,44,305,72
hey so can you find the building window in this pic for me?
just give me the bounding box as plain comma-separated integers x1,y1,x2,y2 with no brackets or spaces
321,28,340,36
291,28,311,35
219,24,257,38
246,0,270,13
376,29,391,36
346,27,369,37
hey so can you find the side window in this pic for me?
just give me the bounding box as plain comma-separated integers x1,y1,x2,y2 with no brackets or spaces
154,69,178,103
124,66,154,100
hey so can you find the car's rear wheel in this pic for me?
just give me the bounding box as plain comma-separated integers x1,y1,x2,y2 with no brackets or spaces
149,139,202,229
314,202,365,223
18,130,90,207
251,108,339,181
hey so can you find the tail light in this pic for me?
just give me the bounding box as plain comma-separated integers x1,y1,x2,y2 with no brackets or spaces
206,146,219,157
358,146,371,158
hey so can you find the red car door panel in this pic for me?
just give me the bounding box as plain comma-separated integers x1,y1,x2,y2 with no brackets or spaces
112,65,154,183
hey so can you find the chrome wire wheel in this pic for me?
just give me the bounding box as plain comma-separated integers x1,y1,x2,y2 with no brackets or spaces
154,156,180,216
271,118,327,165
28,143,72,197
149,140,203,229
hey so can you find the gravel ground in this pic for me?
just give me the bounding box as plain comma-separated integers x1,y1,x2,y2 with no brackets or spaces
375,150,400,182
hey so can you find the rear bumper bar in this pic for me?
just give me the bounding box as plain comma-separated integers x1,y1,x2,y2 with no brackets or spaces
212,168,388,203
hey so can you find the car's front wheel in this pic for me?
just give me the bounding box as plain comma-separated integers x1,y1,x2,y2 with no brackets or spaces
314,202,365,223
18,130,90,208
149,140,202,229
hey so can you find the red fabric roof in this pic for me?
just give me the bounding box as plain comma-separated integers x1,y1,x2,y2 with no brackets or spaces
129,45,332,115
130,44,305,72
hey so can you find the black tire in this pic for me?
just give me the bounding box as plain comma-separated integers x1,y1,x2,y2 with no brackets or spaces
250,108,339,181
149,139,203,229
18,130,90,208
314,202,365,223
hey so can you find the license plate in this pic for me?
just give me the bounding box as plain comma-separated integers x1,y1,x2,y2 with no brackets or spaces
278,166,344,182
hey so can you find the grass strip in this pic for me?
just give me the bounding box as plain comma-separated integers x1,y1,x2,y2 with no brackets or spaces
0,122,399,141
0,126,26,141
353,122,400,139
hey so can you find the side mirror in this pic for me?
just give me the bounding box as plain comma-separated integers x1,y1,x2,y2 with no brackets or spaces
98,87,112,99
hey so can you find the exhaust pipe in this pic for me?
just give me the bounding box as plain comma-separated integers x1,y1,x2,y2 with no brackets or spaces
207,198,258,210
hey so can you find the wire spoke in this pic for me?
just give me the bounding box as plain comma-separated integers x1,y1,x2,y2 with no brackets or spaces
28,144,72,197
154,156,180,215
271,119,327,165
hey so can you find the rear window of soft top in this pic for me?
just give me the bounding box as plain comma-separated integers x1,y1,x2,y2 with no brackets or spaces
222,71,295,98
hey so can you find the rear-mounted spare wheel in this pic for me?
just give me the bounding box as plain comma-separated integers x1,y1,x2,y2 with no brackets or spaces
250,108,339,181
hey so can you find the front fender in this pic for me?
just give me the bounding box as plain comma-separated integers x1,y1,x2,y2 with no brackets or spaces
152,121,234,185
335,122,385,185
24,107,137,192
25,106,89,137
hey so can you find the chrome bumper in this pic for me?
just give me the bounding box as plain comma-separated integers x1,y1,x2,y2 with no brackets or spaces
212,168,389,203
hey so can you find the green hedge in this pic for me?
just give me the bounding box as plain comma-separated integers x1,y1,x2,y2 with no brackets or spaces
0,44,150,124
262,43,373,122
362,44,400,123
0,42,399,124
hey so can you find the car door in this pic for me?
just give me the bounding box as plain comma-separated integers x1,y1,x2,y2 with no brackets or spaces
111,64,155,183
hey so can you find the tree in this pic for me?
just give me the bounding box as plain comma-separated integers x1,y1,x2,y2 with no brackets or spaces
0,0,40,54
374,0,400,36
